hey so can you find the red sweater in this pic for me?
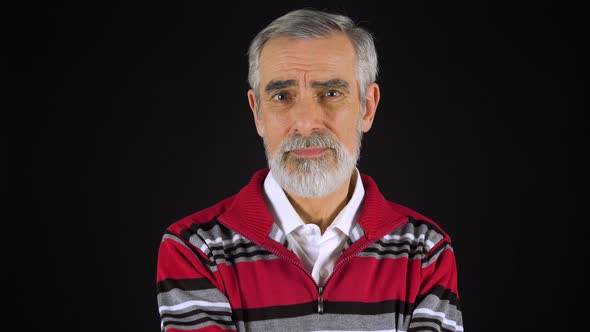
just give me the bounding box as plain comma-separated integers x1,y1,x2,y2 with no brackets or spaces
157,169,463,331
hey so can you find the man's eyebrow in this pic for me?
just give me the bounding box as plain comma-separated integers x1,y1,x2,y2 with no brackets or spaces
265,80,298,93
310,79,349,89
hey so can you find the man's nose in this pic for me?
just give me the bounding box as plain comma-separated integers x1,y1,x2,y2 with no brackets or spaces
291,95,323,136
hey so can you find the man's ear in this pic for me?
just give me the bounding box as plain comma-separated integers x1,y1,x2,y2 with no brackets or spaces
361,83,380,133
248,89,264,137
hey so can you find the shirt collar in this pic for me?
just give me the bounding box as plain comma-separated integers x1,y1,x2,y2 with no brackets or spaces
263,169,365,237
329,169,365,236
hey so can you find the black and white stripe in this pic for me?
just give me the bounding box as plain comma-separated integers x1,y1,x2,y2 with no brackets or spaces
179,220,280,266
158,278,235,331
359,218,445,262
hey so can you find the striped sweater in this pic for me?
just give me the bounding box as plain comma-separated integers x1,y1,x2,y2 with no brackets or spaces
157,169,463,331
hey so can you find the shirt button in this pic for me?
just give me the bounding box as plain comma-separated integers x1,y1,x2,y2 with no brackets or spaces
320,269,329,278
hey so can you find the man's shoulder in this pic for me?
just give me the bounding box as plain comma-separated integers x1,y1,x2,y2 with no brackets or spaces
359,172,451,241
165,194,238,235
164,168,270,236
385,200,452,243
386,200,434,225
358,172,451,242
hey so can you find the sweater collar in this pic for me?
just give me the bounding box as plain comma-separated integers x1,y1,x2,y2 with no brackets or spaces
218,168,407,244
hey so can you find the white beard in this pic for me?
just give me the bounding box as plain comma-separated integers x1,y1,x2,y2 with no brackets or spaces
264,130,361,198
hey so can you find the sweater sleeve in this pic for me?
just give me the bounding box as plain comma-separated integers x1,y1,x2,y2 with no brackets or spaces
156,231,238,332
408,239,464,331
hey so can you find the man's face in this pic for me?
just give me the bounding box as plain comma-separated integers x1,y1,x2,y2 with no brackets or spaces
248,32,378,197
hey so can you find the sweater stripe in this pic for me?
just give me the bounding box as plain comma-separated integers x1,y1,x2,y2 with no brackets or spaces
158,291,232,312
159,289,235,331
231,299,415,322
229,295,457,322
161,307,232,320
422,241,453,268
416,285,460,308
158,278,216,293
235,313,412,331
162,314,235,330
407,216,445,237
159,299,231,313
361,243,426,260
179,220,280,266
162,232,218,269
232,302,315,321
410,308,463,332
358,219,446,262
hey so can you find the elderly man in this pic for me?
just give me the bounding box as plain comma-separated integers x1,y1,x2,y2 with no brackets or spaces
157,8,463,332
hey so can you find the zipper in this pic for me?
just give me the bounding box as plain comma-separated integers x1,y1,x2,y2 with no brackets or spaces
317,286,324,314
265,239,373,314
263,244,325,313
323,240,373,286
214,217,327,315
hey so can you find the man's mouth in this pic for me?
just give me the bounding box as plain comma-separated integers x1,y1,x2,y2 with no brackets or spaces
289,147,330,158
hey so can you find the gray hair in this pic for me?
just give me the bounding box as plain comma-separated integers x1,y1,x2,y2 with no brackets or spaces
248,9,378,115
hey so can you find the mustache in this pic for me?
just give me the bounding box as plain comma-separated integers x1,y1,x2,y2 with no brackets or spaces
279,131,340,154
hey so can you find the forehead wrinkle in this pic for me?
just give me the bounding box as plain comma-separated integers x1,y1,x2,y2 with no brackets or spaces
265,79,298,93
265,55,348,84
310,79,349,89
273,58,345,74
260,37,358,95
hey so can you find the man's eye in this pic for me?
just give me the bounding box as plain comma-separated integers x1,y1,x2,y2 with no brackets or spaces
272,93,289,101
324,90,341,97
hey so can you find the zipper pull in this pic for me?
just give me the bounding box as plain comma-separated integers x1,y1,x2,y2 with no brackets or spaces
317,286,324,314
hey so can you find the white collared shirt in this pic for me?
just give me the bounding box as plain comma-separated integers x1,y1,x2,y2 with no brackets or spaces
263,169,365,286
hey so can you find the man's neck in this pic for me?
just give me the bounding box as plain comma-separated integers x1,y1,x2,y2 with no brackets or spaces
283,171,357,234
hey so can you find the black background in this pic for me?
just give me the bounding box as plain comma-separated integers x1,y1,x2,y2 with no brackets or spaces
25,1,585,331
